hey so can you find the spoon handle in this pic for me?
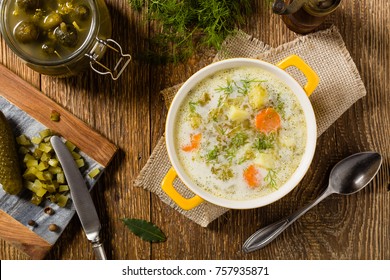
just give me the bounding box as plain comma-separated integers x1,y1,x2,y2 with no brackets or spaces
242,187,333,253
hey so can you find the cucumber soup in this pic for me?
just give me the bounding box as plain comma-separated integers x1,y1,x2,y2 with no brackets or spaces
175,66,307,201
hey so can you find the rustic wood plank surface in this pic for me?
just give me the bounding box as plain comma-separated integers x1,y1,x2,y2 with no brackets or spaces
0,0,389,260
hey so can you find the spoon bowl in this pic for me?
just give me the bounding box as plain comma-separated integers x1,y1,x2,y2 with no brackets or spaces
329,152,382,195
242,151,382,253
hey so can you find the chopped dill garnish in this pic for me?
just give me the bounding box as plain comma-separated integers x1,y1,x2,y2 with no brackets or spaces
225,146,237,162
231,132,248,148
275,92,285,118
206,146,219,162
253,133,275,151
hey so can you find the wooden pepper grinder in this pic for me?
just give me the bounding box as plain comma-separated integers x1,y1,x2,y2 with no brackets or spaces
273,0,341,34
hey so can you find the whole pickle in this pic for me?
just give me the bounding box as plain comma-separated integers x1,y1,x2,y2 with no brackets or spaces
0,110,23,195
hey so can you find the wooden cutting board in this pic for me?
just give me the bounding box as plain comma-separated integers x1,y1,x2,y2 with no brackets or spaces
0,64,118,259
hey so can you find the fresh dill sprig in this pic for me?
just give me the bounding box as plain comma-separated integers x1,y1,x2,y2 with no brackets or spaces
129,0,146,10
236,78,265,95
216,79,234,95
264,169,277,189
127,0,253,63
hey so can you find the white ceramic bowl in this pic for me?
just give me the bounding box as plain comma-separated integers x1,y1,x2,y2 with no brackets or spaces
163,55,319,210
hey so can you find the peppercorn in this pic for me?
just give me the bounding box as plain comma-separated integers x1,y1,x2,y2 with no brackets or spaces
48,224,58,231
28,220,36,226
44,206,55,215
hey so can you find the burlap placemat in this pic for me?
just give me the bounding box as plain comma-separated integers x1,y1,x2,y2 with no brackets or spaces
135,26,367,227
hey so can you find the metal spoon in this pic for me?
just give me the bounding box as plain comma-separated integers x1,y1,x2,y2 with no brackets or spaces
242,151,382,253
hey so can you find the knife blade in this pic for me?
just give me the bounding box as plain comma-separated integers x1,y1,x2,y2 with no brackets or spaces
50,136,107,260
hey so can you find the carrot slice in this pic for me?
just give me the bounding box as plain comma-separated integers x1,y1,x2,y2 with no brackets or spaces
181,133,202,152
243,164,262,188
255,107,281,134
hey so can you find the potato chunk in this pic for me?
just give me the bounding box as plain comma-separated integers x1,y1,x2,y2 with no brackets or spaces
228,106,249,122
248,84,268,109
254,153,275,169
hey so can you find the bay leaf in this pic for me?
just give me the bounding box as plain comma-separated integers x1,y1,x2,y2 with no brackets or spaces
122,218,167,242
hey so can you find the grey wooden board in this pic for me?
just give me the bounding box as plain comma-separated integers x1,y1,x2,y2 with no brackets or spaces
0,96,103,245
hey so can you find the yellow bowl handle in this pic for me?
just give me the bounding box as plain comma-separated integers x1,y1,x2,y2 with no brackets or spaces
161,167,204,211
276,55,319,97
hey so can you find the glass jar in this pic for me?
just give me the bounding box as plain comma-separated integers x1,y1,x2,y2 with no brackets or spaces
0,0,130,79
273,0,341,34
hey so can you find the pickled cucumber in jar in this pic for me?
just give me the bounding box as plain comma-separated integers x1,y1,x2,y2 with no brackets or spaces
0,110,23,195
9,0,92,61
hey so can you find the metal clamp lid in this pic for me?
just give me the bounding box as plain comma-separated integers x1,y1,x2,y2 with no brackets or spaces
273,0,308,15
85,38,131,80
273,0,340,15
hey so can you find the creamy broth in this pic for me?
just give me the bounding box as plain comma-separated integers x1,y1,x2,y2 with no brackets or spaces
175,66,307,201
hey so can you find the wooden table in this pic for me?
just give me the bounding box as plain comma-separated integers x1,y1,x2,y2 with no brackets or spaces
0,0,389,260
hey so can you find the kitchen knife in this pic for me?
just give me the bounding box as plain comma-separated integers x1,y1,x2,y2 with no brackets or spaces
50,136,107,260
